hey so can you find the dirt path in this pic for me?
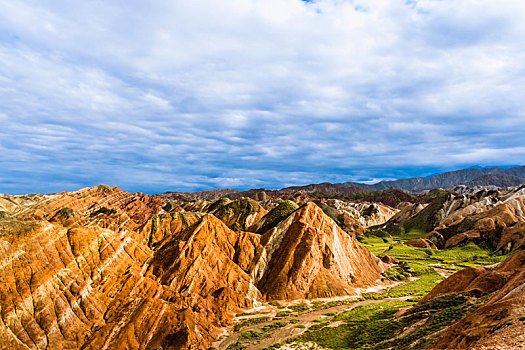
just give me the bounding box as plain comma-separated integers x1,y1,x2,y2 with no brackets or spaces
430,265,456,278
214,291,411,350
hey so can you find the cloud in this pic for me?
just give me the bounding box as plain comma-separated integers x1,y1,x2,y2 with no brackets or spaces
0,0,524,194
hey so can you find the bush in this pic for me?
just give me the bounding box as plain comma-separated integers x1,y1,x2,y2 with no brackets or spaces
276,311,291,317
289,303,309,312
262,321,287,332
240,330,261,339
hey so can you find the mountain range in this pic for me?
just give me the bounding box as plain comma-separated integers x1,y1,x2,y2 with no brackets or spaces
162,166,525,203
2,168,525,349
335,166,525,192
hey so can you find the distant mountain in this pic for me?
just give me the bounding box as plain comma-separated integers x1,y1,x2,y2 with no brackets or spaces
281,182,364,195
160,166,525,203
460,174,525,188
336,166,525,192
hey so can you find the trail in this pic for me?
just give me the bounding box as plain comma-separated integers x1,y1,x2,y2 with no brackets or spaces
214,283,410,350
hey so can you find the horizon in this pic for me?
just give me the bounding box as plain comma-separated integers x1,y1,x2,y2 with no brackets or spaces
2,164,523,196
2,1,525,195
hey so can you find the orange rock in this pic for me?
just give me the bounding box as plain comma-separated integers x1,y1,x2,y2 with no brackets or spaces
0,189,386,349
423,251,525,349
252,202,385,300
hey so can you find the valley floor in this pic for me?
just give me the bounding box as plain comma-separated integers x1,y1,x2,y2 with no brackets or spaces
215,230,512,350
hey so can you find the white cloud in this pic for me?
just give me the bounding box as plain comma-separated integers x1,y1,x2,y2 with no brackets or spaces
0,0,524,193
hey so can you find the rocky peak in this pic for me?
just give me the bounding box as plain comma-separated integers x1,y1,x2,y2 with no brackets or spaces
252,202,385,300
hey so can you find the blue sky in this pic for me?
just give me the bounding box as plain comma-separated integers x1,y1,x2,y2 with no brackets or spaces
1,0,524,194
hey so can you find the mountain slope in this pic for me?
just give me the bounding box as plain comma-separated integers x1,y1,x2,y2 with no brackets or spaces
422,251,525,349
337,166,525,192
252,202,385,300
0,187,384,349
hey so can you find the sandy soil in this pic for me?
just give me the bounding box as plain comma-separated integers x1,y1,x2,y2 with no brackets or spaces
213,286,411,350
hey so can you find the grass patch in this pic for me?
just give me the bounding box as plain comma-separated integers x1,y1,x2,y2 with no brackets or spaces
386,269,443,298
268,301,284,308
236,311,262,317
257,200,298,233
294,295,473,349
226,342,245,350
275,311,292,317
288,303,309,312
240,330,261,339
234,317,270,331
307,322,329,331
261,321,287,332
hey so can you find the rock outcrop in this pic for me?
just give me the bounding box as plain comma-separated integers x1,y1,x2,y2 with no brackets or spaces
0,186,383,349
378,186,525,255
251,200,299,234
206,198,267,231
251,202,385,300
326,199,399,227
423,187,525,254
422,251,525,349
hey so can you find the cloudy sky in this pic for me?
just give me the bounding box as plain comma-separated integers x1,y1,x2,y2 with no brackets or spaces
1,0,524,194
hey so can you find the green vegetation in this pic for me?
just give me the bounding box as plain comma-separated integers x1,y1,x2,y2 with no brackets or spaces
240,330,261,339
307,321,329,331
0,219,43,237
268,301,284,308
256,200,298,233
226,342,244,350
361,233,507,273
236,311,268,317
234,317,271,331
206,197,231,213
96,184,111,192
288,303,309,312
275,311,292,317
55,207,74,219
310,301,325,309
90,206,117,217
294,295,473,349
290,318,300,324
212,198,261,231
262,343,284,350
261,321,287,332
295,324,306,329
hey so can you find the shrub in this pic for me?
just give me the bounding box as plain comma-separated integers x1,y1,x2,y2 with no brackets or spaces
240,330,261,339
276,311,291,317
262,321,287,332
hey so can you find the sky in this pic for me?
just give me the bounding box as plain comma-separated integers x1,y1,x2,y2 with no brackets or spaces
1,0,525,194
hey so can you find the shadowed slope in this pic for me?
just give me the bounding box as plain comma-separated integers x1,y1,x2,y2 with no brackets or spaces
252,202,385,300
422,251,525,349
